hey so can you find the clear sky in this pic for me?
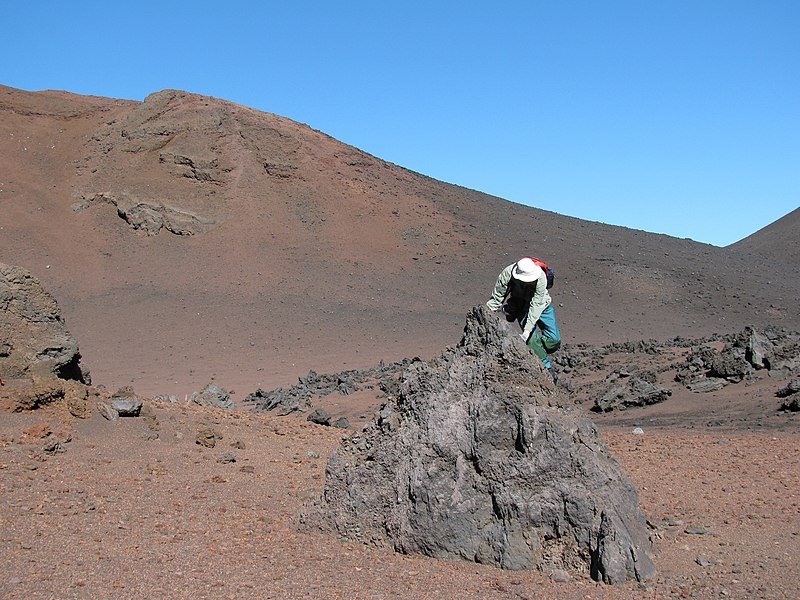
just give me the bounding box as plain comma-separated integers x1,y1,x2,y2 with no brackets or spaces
3,1,798,246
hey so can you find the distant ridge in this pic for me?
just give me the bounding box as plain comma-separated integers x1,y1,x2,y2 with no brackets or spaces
729,206,800,264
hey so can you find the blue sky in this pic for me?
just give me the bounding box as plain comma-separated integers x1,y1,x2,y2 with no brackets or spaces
3,1,798,246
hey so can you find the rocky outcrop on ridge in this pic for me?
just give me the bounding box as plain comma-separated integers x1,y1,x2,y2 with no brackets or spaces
302,306,656,584
73,192,215,236
0,263,89,383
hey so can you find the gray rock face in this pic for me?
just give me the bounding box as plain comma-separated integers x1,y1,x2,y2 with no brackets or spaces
778,380,800,412
687,377,727,393
303,306,655,584
744,327,773,370
592,375,672,412
73,192,215,236
110,386,143,417
244,361,411,416
189,383,233,410
708,348,751,382
307,408,332,425
777,380,800,398
0,263,89,383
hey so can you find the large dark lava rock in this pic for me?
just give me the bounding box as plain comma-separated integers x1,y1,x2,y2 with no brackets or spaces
302,306,655,584
0,263,89,383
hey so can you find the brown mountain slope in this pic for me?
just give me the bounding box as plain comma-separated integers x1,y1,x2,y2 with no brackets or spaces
1,85,798,396
729,206,800,264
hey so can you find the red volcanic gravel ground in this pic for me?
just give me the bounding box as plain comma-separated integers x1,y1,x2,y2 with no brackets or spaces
0,397,797,600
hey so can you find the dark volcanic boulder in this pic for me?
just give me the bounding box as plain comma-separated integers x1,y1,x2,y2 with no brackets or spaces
0,263,88,383
189,383,234,410
742,327,773,369
302,306,655,584
592,375,672,412
778,380,800,412
243,385,312,415
110,385,143,416
707,344,751,382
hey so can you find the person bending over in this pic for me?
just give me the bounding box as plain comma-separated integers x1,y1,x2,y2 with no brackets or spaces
487,257,561,382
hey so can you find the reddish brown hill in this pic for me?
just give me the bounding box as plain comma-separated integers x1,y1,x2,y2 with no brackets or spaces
729,206,800,264
1,85,798,396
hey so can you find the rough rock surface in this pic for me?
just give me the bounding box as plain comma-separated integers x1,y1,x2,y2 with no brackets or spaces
110,385,144,417
244,361,410,415
743,327,773,369
672,327,800,393
189,383,233,410
592,373,672,412
73,192,215,236
303,306,656,584
708,348,751,382
778,380,800,412
0,263,89,382
777,380,800,399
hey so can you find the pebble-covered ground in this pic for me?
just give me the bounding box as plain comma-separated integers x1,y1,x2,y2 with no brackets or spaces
0,394,797,600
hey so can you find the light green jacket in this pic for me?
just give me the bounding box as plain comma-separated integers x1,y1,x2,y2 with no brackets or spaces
486,263,551,334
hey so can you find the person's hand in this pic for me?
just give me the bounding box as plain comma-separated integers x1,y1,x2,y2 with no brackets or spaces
519,332,530,342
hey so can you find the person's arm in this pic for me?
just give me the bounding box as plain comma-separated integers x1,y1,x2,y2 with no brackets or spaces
486,264,514,311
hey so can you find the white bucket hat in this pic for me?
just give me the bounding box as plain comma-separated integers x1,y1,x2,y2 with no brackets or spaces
512,257,542,282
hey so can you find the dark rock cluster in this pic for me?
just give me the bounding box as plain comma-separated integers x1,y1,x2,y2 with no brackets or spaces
244,360,411,415
302,306,656,584
306,408,351,429
676,326,800,392
592,370,671,412
553,326,799,413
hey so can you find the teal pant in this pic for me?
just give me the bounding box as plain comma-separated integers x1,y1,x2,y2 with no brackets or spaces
520,305,561,369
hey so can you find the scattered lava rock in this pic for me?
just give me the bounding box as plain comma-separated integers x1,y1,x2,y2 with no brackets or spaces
592,375,672,412
110,386,143,417
244,361,410,415
196,427,221,448
216,452,237,464
777,380,800,398
190,383,233,410
42,436,66,455
778,380,800,412
307,408,331,426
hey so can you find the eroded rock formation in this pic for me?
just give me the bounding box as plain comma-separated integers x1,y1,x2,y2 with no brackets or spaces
0,263,88,383
73,192,215,236
302,306,656,584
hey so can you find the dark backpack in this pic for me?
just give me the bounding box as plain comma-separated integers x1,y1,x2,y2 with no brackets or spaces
524,256,555,289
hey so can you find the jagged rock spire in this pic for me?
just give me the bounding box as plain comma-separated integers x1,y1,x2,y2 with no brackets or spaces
302,305,656,584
